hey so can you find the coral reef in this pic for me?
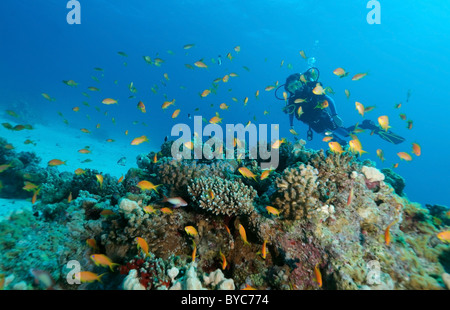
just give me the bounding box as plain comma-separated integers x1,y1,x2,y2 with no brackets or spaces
187,176,257,216
0,138,448,291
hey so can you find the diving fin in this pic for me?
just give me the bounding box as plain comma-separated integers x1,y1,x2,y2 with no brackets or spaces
356,120,405,144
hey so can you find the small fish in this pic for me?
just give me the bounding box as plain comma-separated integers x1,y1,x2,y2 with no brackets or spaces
333,67,349,78
260,170,271,181
162,196,188,208
328,141,343,154
96,174,103,188
437,231,450,243
385,219,398,246
355,102,365,117
260,240,267,259
75,271,105,283
399,113,407,121
137,180,161,193
160,207,173,214
220,250,227,270
100,209,115,217
137,101,146,113
183,43,195,49
352,72,368,81
347,186,354,206
78,149,91,154
162,99,175,109
131,135,149,145
68,192,72,203
378,115,391,131
364,106,376,113
117,51,128,57
322,136,333,142
349,139,367,156
226,52,232,61
30,269,54,289
136,237,150,256
265,85,275,91
222,75,229,83
209,113,222,124
117,157,126,166
376,149,385,162
219,103,229,110
242,284,257,290
266,206,280,216
271,138,286,149
172,109,181,119
23,181,38,191
315,100,329,109
412,143,421,156
63,80,78,87
345,89,350,99
41,93,55,101
91,254,119,271
397,152,412,161
48,159,66,166
200,89,211,97
75,168,86,175
101,98,118,105
142,205,155,214
86,239,99,252
312,83,326,95
191,241,197,263
406,120,413,130
194,60,208,68
299,50,307,59
238,167,257,181
81,128,91,134
314,264,322,287
185,226,198,237
238,224,250,246
88,86,100,91
32,188,40,204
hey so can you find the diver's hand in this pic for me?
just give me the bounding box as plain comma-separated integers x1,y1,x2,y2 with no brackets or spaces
333,115,343,127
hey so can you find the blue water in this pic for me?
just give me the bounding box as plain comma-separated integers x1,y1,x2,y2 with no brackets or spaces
0,0,449,206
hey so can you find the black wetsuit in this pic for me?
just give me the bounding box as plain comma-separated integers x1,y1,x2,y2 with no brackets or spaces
287,81,349,142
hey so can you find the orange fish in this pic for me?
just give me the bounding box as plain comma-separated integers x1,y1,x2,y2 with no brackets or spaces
260,240,267,259
299,50,307,59
238,224,250,246
96,174,103,188
385,219,398,246
314,263,322,287
184,141,194,149
399,113,407,121
172,109,181,119
242,284,257,290
352,72,368,81
219,250,227,270
75,271,105,283
271,138,286,149
378,115,391,131
137,101,146,113
118,175,124,183
260,170,271,181
68,192,72,203
194,60,208,68
160,207,173,214
32,188,40,204
322,136,333,142
312,83,326,95
328,141,343,154
222,75,229,83
135,237,150,256
90,254,119,271
224,224,231,235
143,205,156,214
209,113,222,124
376,149,385,162
101,98,118,105
397,152,412,161
161,99,176,109
191,241,197,263
131,135,149,145
86,239,99,252
355,102,365,117
406,120,413,130
80,128,91,134
72,107,80,112
347,186,354,206
437,231,450,243
185,226,198,237
153,153,158,163
255,90,260,99
238,167,257,181
75,168,85,175
266,206,280,216
48,159,66,166
23,181,38,191
349,139,367,156
201,89,211,97
163,196,188,207
137,180,161,192
219,103,229,110
412,143,421,156
265,85,275,91
78,149,91,154
345,89,350,99
333,67,349,78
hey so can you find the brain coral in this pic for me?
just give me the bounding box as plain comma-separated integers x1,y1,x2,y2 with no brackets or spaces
187,176,257,216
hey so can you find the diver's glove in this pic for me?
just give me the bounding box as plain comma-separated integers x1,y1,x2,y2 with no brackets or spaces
333,115,343,127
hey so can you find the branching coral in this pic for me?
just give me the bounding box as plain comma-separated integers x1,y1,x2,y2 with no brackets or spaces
272,163,320,220
187,176,257,216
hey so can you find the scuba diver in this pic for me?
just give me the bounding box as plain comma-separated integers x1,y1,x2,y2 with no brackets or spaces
275,67,405,145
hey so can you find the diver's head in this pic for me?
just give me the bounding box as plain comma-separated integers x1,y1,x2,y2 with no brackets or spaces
285,73,303,94
303,67,319,83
